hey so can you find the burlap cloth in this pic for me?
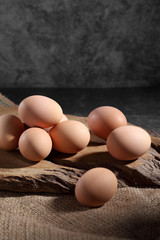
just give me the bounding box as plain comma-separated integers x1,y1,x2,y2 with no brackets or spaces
0,94,160,240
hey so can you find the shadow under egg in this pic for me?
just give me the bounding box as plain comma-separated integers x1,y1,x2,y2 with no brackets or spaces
0,148,37,168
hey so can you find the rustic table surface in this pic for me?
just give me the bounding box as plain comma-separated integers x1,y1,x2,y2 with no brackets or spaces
0,87,160,240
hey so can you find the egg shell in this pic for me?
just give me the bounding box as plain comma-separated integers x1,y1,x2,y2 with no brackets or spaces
19,127,52,161
18,95,63,128
59,114,68,123
0,114,25,150
106,125,151,161
75,167,118,207
49,120,90,154
44,114,68,132
87,106,127,140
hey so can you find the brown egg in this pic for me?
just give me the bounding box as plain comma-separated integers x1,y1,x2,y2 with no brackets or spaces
0,114,25,150
87,106,127,139
44,114,68,132
106,125,151,160
59,114,68,123
18,95,63,128
75,167,117,207
19,127,52,161
49,120,90,153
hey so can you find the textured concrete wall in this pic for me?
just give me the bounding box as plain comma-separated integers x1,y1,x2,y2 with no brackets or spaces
0,0,159,87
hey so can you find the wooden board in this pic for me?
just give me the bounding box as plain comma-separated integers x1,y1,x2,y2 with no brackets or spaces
0,96,160,193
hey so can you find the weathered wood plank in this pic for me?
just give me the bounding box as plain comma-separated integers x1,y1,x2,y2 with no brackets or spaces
0,105,159,192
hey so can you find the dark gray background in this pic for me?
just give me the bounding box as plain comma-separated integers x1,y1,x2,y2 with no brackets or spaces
0,0,160,134
0,0,160,88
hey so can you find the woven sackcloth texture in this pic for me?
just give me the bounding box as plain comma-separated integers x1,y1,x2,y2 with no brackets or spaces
0,93,18,116
0,93,160,240
0,188,159,240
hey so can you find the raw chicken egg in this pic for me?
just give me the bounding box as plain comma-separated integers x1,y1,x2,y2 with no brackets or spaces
49,120,90,154
0,114,25,150
44,114,68,132
75,167,117,207
87,106,127,139
18,95,63,128
59,114,68,123
106,125,151,160
19,127,52,161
